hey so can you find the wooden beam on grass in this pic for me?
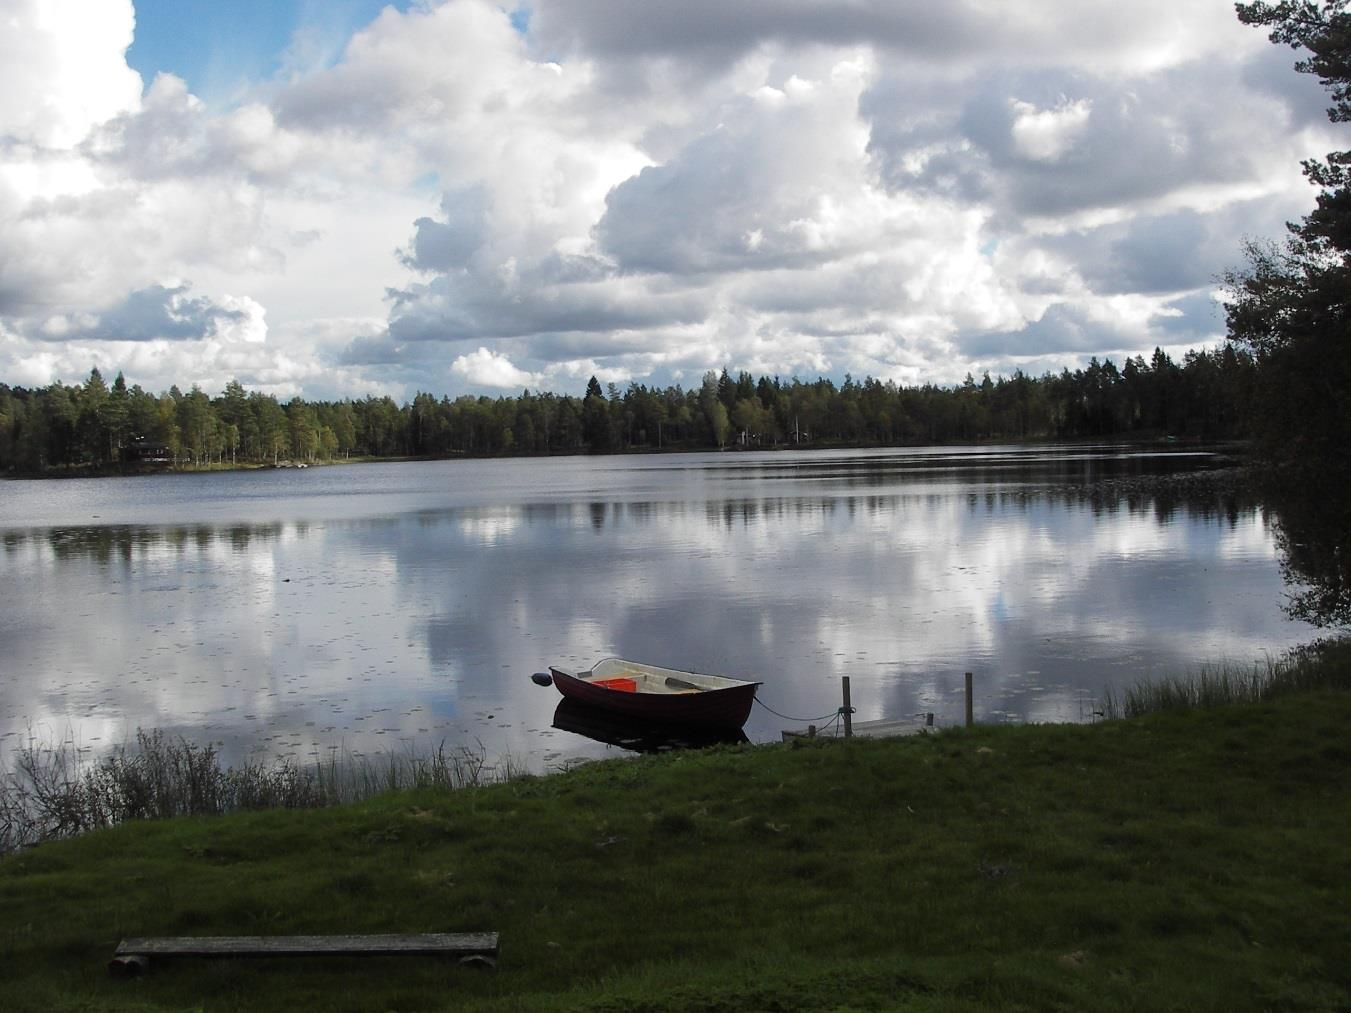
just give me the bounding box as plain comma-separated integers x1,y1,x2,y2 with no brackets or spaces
109,932,498,976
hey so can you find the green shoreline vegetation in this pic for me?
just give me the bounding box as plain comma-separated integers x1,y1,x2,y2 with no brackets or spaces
1,641,1348,1010
1,346,1253,477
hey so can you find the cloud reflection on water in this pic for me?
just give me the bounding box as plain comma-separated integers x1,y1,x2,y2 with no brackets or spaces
0,448,1313,767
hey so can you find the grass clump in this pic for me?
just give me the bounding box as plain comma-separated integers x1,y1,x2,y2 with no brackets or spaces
0,730,515,854
1,683,1349,1011
1100,637,1351,719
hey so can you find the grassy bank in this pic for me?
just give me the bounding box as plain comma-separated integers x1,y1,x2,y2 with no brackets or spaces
2,683,1349,1011
0,732,522,854
9,639,1346,856
1101,637,1351,718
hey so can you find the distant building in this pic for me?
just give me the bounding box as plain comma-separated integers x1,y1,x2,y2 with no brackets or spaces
125,439,172,464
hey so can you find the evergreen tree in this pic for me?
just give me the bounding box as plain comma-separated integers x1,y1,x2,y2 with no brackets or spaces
1226,1,1351,626
79,367,109,463
581,375,613,451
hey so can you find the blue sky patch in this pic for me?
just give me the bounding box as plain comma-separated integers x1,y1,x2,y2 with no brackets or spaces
127,0,412,103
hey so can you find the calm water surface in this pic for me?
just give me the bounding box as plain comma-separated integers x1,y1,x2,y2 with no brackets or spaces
0,446,1317,767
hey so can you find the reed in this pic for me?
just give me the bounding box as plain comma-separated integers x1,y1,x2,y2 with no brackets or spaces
0,730,515,854
1099,637,1351,719
6,638,1346,853
308,739,515,805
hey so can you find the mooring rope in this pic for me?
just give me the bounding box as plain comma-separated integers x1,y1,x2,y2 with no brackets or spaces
752,697,844,724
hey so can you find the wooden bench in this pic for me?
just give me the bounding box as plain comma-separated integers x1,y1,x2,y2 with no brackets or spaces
109,932,498,976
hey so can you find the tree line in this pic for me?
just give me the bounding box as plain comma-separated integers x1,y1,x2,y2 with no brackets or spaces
0,344,1255,473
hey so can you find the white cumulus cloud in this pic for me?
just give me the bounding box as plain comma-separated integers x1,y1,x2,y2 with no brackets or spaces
0,0,1340,398
0,0,142,148
451,347,545,389
1010,98,1093,162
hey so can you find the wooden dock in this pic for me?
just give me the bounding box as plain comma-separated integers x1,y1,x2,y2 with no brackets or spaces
781,672,967,741
109,932,498,976
782,715,933,741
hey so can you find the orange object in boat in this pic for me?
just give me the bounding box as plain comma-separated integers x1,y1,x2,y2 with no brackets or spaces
593,677,637,693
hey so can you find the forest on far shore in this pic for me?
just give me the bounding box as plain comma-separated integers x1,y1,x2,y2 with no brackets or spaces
0,344,1253,473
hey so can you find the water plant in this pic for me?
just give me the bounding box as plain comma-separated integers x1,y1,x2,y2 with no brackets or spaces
1099,637,1351,719
0,730,517,854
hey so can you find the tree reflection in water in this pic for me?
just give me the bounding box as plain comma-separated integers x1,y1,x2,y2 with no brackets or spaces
1269,488,1351,631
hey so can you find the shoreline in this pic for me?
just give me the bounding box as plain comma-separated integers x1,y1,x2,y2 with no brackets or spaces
0,433,1240,480
5,640,1344,856
2,665,1348,1010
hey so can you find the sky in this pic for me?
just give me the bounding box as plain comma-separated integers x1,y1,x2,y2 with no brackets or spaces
0,0,1338,401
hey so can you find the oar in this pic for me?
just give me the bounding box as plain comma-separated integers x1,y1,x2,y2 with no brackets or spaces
664,676,700,691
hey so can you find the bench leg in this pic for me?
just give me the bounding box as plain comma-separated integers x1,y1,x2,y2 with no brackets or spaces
108,954,150,978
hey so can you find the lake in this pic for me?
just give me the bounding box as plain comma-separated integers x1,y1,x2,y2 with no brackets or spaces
0,445,1317,769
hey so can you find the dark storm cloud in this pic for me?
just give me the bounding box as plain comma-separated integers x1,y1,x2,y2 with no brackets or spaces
864,59,1306,222
522,330,675,360
1152,291,1224,340
81,75,219,181
1239,40,1338,130
963,303,1141,359
85,75,291,186
531,0,981,65
961,289,1225,364
1092,212,1218,294
43,284,249,343
338,333,408,365
388,280,699,342
594,78,874,277
1032,212,1227,297
398,189,488,272
357,264,708,364
527,0,1202,73
594,132,808,275
1030,193,1312,300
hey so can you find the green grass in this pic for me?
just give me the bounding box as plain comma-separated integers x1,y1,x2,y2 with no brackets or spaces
0,731,523,853
1,689,1349,1010
1100,637,1351,718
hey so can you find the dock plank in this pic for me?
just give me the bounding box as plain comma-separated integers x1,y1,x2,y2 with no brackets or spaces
116,932,497,958
111,932,497,972
782,717,931,741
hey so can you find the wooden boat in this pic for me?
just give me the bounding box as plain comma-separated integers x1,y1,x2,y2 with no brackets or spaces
551,699,748,752
545,658,760,729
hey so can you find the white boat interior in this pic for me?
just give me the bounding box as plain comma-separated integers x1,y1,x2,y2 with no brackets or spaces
558,658,755,694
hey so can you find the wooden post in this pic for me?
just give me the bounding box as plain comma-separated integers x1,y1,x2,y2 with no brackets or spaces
842,676,853,738
965,672,974,728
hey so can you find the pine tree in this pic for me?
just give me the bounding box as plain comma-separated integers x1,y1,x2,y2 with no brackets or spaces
1226,1,1351,626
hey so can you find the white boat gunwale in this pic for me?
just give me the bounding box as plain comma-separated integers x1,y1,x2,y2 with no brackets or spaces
554,658,760,695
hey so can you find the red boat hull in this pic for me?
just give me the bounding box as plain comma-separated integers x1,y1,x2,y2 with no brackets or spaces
551,699,749,751
549,668,759,729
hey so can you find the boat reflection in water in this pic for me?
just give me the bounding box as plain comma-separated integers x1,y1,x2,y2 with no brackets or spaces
551,699,749,754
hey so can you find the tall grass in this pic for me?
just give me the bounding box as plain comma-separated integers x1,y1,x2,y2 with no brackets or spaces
0,730,520,854
6,639,1346,853
1099,637,1351,719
